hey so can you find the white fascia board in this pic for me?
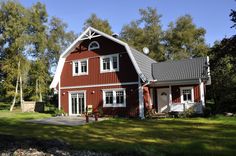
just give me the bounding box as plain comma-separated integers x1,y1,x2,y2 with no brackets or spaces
50,57,65,89
50,26,144,89
61,27,91,58
50,28,91,89
89,27,143,78
149,79,200,87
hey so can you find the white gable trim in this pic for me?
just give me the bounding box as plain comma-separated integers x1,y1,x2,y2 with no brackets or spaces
50,27,145,89
50,58,65,89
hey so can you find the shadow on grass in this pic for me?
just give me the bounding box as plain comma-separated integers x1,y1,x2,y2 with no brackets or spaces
0,116,236,156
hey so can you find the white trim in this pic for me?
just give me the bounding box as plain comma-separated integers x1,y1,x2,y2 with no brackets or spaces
100,54,119,73
207,56,210,77
50,58,65,89
200,82,205,106
102,88,126,108
68,90,86,116
138,78,144,119
88,41,100,50
49,27,145,89
150,88,154,106
180,87,194,103
206,56,211,85
150,79,200,87
169,85,172,105
61,82,138,89
58,76,61,110
72,58,89,76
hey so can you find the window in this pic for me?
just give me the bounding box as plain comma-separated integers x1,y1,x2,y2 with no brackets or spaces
100,54,119,72
103,88,126,107
81,60,87,73
116,91,124,104
180,87,194,103
103,58,110,70
112,56,118,69
88,41,100,50
105,91,113,104
74,62,79,74
73,59,88,76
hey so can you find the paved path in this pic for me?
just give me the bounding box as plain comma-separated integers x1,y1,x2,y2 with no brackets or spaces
26,116,108,126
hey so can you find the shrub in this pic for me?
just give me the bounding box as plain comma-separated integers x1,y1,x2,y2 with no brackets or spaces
53,108,65,116
179,107,195,118
98,106,104,117
203,106,212,117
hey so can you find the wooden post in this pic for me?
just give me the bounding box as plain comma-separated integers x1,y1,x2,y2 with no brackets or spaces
85,106,89,123
95,114,98,121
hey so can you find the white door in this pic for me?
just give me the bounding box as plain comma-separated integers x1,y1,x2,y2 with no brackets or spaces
157,88,169,113
70,92,86,115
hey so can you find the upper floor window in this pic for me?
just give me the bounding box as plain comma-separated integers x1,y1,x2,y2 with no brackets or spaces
103,88,126,107
180,87,194,103
73,59,88,76
100,54,119,73
88,41,100,50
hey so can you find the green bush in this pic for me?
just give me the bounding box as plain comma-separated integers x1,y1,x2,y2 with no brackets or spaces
179,107,195,118
0,102,10,110
98,106,104,117
53,108,66,116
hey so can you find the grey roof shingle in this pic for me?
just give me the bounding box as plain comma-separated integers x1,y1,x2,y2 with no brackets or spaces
129,47,157,81
152,57,208,82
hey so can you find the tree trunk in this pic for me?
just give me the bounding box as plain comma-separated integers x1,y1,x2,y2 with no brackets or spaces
36,79,38,101
39,81,42,102
10,61,20,111
20,74,23,111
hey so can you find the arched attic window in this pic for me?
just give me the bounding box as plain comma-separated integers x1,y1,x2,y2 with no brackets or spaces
88,41,100,50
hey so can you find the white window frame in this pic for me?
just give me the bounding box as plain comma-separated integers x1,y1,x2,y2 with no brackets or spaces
88,41,100,50
100,54,119,73
102,88,126,107
68,90,86,116
180,87,194,103
72,59,88,76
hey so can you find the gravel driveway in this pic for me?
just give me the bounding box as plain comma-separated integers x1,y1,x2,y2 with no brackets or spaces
26,116,108,126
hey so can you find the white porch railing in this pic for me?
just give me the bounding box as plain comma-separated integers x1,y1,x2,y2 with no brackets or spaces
169,102,203,114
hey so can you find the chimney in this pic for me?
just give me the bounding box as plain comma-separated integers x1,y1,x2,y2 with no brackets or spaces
112,33,119,38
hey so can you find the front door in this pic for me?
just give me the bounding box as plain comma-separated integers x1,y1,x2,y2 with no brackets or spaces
70,92,85,115
157,88,169,113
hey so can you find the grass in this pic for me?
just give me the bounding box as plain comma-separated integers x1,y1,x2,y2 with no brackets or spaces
0,102,10,110
0,111,236,155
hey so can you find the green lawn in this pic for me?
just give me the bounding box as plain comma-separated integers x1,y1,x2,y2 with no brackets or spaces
0,111,236,155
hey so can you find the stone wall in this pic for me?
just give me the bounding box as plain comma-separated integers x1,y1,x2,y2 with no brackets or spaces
22,101,44,112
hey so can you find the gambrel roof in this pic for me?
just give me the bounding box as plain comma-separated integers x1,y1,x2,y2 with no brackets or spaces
50,27,154,89
130,47,156,81
50,27,210,89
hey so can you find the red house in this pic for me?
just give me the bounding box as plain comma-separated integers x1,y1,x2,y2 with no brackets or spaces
50,27,211,118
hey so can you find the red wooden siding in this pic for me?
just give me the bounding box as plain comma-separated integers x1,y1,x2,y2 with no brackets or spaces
171,84,200,103
60,84,139,117
143,86,152,110
60,36,138,88
172,86,181,103
150,84,201,108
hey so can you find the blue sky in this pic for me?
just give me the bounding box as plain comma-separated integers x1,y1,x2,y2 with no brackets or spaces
19,0,235,46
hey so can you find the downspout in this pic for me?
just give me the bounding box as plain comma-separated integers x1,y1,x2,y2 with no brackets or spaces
58,76,61,110
139,79,157,119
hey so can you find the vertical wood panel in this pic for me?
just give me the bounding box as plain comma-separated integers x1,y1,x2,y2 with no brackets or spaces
61,36,138,87
61,84,139,117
